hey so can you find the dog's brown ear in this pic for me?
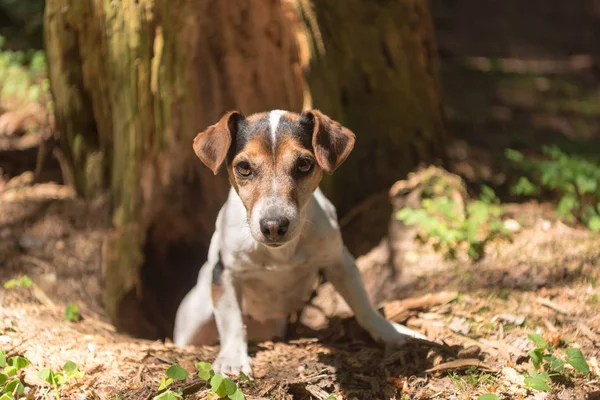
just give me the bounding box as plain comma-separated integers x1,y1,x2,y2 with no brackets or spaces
301,109,356,174
193,111,244,175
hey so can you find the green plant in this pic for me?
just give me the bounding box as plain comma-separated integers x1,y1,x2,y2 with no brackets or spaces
477,395,499,400
523,333,590,393
3,276,32,289
195,361,246,400
448,366,498,397
153,363,188,400
38,361,84,400
0,35,48,117
397,186,508,260
0,351,29,400
507,146,600,231
64,303,82,322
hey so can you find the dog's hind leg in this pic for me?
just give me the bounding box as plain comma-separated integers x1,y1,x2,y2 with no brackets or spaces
173,261,218,346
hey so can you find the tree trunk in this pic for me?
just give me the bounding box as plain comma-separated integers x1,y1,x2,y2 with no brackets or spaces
44,0,303,339
294,0,447,254
44,0,445,338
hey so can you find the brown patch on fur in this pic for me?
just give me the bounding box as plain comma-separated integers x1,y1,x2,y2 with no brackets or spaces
246,112,268,123
230,136,274,217
302,109,355,174
275,135,323,206
193,111,242,174
211,282,224,305
229,124,324,226
283,112,300,122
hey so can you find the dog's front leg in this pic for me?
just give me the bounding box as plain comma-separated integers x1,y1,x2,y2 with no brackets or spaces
212,268,253,378
324,247,428,349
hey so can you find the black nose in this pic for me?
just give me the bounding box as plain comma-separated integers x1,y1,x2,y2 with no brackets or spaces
259,217,290,241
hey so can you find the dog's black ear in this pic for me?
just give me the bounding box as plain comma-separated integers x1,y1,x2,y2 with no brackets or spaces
193,111,244,175
301,109,356,174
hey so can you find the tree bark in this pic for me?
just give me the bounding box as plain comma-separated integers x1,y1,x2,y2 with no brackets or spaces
44,0,303,338
293,0,447,253
44,0,446,338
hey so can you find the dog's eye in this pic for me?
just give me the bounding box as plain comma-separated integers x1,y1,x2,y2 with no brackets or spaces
235,162,252,177
297,158,313,174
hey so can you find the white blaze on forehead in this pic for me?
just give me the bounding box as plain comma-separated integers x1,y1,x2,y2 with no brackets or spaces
268,110,287,151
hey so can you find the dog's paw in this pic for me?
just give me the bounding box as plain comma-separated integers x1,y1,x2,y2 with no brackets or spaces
367,318,428,349
390,321,428,341
213,348,254,379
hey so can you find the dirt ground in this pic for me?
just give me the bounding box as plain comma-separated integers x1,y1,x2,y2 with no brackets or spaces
1,3,600,397
0,176,599,399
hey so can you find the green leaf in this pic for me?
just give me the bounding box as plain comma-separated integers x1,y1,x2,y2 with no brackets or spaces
0,373,7,385
4,379,24,395
477,395,499,400
8,356,29,371
3,366,16,377
210,373,225,396
158,377,173,391
3,280,16,289
529,349,544,370
544,354,564,372
210,373,238,398
557,196,578,220
153,390,182,400
54,372,66,386
0,351,5,368
0,393,15,400
3,276,32,289
196,360,214,381
528,333,548,349
524,371,552,392
63,360,84,379
223,378,237,396
238,371,250,382
37,368,54,384
65,303,82,322
166,364,188,381
511,176,539,196
18,276,32,288
229,388,245,400
198,369,212,380
588,216,600,232
565,348,590,373
505,148,525,162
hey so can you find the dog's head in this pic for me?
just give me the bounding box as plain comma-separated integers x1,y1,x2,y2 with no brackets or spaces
193,109,355,247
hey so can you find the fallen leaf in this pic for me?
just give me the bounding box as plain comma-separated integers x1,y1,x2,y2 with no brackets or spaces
495,313,526,326
425,359,495,373
448,317,471,335
384,291,458,322
457,345,481,359
542,331,561,347
501,367,525,386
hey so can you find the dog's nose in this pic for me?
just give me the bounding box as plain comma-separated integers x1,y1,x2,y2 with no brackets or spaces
260,217,290,241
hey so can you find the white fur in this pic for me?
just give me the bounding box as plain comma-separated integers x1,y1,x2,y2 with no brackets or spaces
268,110,287,151
174,175,428,378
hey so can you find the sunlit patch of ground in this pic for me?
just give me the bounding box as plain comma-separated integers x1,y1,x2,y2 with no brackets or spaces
0,188,599,399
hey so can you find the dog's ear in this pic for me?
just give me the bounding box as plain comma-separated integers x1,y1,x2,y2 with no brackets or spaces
301,109,356,174
193,111,244,175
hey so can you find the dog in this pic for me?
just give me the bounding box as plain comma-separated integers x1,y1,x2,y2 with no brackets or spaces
173,109,427,377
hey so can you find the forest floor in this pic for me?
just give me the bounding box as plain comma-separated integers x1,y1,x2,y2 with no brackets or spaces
0,173,599,400
1,15,600,399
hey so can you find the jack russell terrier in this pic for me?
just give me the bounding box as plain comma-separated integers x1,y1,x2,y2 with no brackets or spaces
173,109,427,377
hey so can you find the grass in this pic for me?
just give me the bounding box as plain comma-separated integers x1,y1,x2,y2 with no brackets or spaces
448,367,498,397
